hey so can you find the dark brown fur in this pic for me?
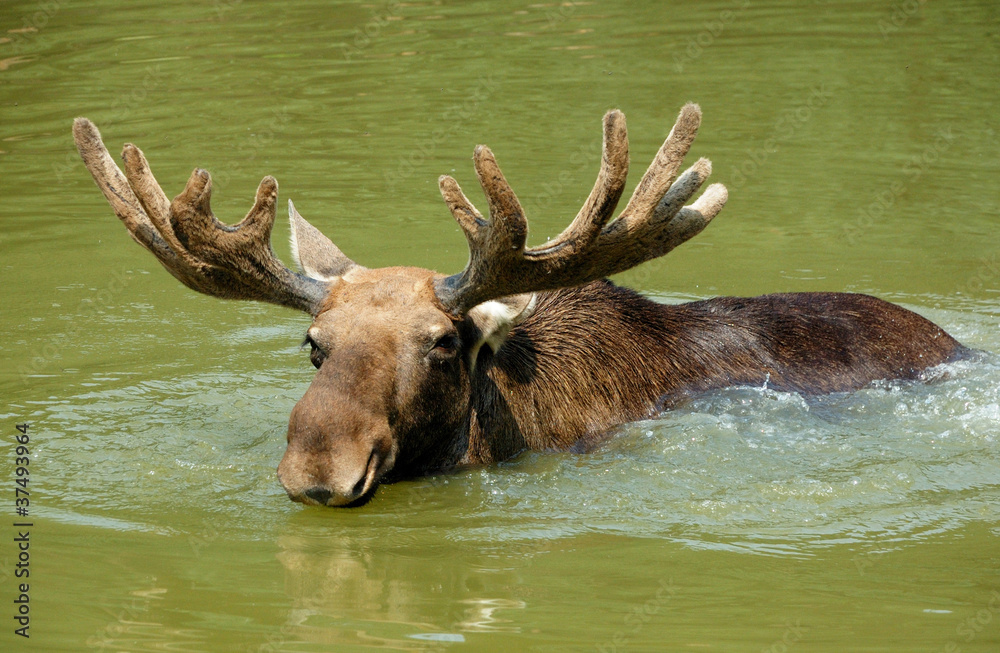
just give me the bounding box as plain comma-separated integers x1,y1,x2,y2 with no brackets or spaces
458,281,967,466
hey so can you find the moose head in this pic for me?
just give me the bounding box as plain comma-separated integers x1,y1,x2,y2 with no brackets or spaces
74,105,727,506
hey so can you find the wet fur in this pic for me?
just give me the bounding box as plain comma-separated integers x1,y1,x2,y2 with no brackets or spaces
462,281,967,465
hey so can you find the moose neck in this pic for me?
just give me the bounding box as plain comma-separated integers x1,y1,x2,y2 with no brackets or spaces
463,280,691,464
460,280,968,466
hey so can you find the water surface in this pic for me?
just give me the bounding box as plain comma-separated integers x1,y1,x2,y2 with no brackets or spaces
2,0,999,651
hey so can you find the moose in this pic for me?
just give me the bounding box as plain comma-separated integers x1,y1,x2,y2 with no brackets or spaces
73,104,968,507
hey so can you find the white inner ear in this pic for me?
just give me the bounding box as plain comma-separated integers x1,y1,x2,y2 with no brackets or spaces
288,200,341,282
289,211,304,269
466,293,537,372
288,211,307,273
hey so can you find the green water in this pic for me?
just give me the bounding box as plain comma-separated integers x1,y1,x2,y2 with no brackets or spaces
2,0,1000,650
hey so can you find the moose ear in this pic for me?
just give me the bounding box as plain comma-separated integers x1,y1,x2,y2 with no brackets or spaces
464,293,537,368
288,200,360,280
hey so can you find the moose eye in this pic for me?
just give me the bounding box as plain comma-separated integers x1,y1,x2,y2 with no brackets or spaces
431,333,459,355
303,335,327,369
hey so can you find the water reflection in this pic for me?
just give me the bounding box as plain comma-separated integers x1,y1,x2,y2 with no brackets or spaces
272,531,536,648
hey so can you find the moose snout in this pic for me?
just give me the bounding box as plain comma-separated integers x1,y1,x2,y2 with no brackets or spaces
278,438,392,507
278,395,396,507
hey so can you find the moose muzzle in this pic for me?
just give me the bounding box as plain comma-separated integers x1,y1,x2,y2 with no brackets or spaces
277,382,397,507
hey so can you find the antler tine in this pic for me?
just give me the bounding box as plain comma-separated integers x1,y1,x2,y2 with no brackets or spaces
531,109,630,255
615,102,702,227
121,143,171,229
435,111,631,314
165,169,331,311
472,145,529,253
435,146,531,310
73,119,178,263
121,143,213,274
591,165,725,272
439,173,486,246
443,110,631,251
434,104,728,316
74,118,331,315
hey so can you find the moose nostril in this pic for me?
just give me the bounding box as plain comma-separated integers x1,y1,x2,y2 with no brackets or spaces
303,486,332,505
350,449,378,499
350,474,367,499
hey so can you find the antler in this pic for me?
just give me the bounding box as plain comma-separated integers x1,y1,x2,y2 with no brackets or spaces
434,103,729,316
72,118,353,316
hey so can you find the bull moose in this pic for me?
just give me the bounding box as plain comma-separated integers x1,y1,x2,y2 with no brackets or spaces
73,104,968,507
